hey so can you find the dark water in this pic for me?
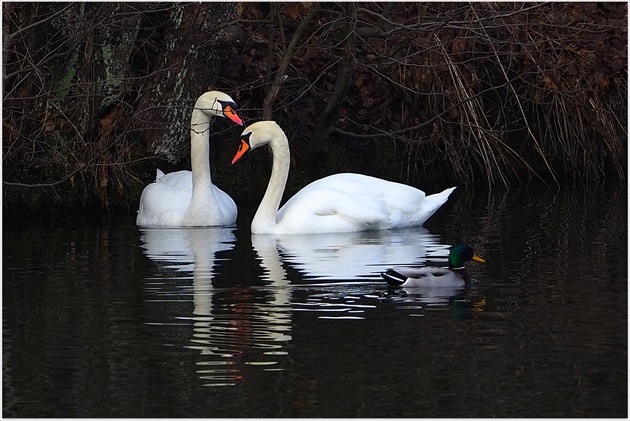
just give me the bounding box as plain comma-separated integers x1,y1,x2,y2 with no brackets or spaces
3,182,627,418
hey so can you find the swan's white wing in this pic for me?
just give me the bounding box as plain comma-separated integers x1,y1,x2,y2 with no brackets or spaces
209,185,238,222
138,170,237,226
279,178,387,226
136,170,193,226
275,174,454,233
151,169,193,191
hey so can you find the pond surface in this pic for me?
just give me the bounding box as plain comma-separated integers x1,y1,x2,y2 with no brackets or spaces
3,182,627,417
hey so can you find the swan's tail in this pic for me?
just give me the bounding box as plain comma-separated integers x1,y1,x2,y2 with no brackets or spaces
427,186,456,207
381,269,407,286
419,186,456,222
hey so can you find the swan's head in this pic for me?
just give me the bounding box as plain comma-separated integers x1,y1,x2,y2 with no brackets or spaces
196,91,243,126
231,121,284,164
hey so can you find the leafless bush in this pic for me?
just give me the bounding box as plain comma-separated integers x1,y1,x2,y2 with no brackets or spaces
225,2,626,186
2,2,626,212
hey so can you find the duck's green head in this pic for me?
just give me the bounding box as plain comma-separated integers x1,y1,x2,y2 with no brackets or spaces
448,243,485,269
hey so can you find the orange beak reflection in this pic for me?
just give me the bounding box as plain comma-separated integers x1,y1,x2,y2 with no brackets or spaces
232,140,250,164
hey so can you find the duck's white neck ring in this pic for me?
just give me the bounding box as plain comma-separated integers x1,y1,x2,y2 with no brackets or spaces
451,266,465,270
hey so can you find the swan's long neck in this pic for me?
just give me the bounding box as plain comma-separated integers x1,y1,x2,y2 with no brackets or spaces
251,127,290,234
187,109,220,214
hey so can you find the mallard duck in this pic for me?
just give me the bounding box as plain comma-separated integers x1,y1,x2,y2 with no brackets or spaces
381,243,485,287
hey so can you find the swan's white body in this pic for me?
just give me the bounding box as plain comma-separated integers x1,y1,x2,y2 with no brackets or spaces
232,121,456,235
136,91,243,227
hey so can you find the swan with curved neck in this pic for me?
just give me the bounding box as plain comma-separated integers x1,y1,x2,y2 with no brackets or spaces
231,121,456,235
136,91,243,227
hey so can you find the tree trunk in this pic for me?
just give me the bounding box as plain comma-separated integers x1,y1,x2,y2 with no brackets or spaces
301,3,357,167
132,3,242,163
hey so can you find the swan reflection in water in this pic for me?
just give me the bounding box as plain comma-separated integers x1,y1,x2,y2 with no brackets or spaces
139,226,480,385
252,227,443,281
139,227,292,387
250,227,476,317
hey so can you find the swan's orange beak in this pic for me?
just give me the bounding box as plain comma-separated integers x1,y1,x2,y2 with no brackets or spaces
223,105,243,126
472,254,485,263
232,140,250,164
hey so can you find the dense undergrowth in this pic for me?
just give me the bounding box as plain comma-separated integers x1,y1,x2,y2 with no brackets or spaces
2,2,627,214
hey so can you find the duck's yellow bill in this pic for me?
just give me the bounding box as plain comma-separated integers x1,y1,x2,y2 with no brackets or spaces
473,254,485,263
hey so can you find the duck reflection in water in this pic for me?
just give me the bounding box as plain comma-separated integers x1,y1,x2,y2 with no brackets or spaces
381,242,486,318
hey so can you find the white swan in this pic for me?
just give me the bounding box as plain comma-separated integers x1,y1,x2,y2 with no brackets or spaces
231,121,457,234
136,91,243,227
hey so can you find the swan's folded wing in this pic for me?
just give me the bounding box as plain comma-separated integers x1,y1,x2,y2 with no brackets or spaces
278,180,391,228
270,173,455,233
137,173,193,226
316,174,455,224
152,170,193,190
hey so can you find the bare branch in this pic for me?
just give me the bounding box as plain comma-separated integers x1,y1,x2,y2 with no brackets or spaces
262,3,320,120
